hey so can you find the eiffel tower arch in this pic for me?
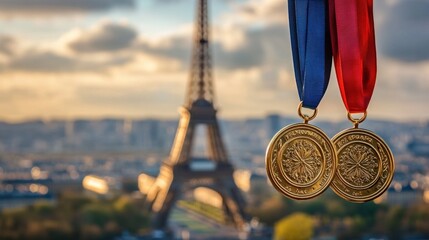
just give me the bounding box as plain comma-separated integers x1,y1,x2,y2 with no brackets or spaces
142,0,248,230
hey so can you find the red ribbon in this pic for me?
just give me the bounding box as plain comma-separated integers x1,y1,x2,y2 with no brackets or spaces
329,0,377,113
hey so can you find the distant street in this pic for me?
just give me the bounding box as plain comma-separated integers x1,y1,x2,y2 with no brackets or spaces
169,206,247,240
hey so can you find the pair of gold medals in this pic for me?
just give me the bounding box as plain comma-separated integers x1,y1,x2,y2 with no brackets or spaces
266,103,395,203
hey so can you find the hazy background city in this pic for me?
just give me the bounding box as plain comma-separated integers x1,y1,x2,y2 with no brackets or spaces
0,0,429,239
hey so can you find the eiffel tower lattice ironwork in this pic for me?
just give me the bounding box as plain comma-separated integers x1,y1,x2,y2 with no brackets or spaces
144,0,248,230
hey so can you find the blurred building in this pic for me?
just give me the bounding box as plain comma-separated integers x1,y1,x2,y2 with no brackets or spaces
386,182,426,205
408,138,429,156
266,114,281,139
138,173,156,195
82,175,121,197
0,178,54,209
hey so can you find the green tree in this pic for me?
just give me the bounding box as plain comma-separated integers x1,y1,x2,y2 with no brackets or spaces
0,192,151,240
386,206,405,240
274,213,314,240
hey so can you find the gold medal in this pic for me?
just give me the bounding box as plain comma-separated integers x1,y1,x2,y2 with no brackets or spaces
330,113,395,203
266,103,337,200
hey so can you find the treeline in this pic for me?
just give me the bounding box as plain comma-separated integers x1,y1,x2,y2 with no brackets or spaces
248,190,429,240
0,193,150,240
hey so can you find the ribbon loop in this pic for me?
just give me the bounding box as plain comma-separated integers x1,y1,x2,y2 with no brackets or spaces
289,0,332,110
329,0,377,113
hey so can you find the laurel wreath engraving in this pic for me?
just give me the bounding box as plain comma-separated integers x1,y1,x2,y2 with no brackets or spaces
282,140,322,184
339,144,379,186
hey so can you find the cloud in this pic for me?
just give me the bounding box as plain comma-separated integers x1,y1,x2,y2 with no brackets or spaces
154,0,232,4
2,49,132,73
0,86,50,101
75,84,182,108
239,0,286,20
139,23,289,73
0,35,16,56
0,21,139,74
139,36,191,67
66,22,138,53
0,0,135,17
377,0,429,62
225,0,287,25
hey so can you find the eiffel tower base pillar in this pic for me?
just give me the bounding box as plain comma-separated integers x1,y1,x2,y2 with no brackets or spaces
146,163,248,230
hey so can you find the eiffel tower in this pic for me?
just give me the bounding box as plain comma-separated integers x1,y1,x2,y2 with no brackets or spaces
144,0,248,230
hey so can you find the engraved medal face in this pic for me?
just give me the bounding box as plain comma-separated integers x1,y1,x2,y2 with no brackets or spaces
266,123,337,200
330,128,395,203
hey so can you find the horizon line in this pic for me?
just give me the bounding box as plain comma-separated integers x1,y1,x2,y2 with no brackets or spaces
0,114,424,125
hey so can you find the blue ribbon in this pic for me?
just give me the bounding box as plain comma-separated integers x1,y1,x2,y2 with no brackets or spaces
288,0,332,109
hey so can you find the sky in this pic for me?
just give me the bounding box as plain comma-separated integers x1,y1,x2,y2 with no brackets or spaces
0,0,428,122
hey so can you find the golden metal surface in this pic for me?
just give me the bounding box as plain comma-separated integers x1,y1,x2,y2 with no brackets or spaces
330,128,395,203
297,102,318,123
347,111,367,128
266,123,337,200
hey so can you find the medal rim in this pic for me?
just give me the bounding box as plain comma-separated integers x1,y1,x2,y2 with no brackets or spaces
266,123,337,200
330,127,395,203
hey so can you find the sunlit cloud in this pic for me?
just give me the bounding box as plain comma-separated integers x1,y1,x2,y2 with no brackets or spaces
65,22,138,53
1,49,133,73
223,0,288,26
377,0,429,62
0,35,16,56
0,0,135,18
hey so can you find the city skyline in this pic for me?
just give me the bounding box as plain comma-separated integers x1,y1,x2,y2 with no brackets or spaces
0,0,428,122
